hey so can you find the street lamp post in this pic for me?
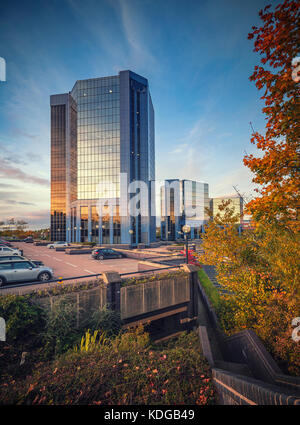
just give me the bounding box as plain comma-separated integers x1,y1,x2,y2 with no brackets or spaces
182,224,191,264
129,229,134,247
101,224,106,244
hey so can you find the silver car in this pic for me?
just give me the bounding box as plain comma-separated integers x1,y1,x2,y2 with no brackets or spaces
47,241,69,249
0,260,54,286
0,246,21,256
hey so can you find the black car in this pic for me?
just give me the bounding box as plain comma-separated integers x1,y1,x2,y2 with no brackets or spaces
91,248,123,260
0,255,44,267
24,237,34,243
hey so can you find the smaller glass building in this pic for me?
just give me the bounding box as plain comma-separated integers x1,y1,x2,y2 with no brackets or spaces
160,179,209,241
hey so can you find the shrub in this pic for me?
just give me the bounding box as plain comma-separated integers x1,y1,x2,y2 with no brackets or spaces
41,298,82,359
0,295,46,381
197,269,221,310
0,329,216,405
121,270,187,287
89,308,122,336
197,212,300,376
0,295,45,348
75,330,109,353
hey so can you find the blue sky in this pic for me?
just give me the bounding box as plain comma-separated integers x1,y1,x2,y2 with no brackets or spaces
0,0,275,228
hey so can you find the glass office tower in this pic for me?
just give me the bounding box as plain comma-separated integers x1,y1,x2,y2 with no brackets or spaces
50,93,77,242
50,70,155,245
161,179,209,241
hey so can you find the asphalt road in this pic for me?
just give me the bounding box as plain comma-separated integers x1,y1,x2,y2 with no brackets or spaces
10,242,142,278
0,242,185,295
0,241,142,294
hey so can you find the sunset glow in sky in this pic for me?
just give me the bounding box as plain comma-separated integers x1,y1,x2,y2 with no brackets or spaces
0,0,277,228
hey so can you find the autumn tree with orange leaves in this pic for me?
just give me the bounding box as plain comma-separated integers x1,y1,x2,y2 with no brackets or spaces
244,0,300,229
197,1,300,375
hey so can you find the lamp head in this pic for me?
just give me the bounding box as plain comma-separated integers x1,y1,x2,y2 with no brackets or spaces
182,224,191,234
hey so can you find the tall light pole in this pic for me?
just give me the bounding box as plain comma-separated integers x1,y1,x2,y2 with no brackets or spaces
129,229,134,247
182,224,191,264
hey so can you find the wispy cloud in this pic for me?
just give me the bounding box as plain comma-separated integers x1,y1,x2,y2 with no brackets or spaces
12,128,38,139
210,165,257,200
115,0,157,69
169,143,188,154
0,183,16,188
0,157,50,187
6,200,35,206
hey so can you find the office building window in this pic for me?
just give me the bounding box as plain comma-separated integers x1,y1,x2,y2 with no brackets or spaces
80,206,88,242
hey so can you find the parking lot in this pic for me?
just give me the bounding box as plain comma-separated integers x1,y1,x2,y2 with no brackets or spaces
0,241,186,295
8,242,141,283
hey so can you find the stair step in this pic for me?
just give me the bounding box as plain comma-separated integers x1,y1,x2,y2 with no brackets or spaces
214,360,253,377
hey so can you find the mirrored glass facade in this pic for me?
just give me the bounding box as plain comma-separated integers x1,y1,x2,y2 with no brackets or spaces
50,71,156,245
50,93,77,242
72,76,120,200
161,179,209,241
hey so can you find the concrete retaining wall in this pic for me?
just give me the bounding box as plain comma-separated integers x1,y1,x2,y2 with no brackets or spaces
33,285,107,327
65,248,93,255
120,275,190,320
196,276,300,405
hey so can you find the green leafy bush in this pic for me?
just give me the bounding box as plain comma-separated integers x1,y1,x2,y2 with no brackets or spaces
0,328,216,405
41,298,82,359
0,295,45,348
121,270,187,287
0,293,124,381
89,308,122,336
197,269,221,310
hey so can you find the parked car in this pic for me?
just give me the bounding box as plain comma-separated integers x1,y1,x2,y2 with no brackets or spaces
0,246,22,256
0,255,44,267
0,260,53,286
47,241,69,249
0,240,12,247
91,248,123,260
24,237,34,243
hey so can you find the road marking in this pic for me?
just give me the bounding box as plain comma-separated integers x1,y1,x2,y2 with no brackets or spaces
44,254,51,257
53,257,62,262
65,262,77,267
84,269,97,274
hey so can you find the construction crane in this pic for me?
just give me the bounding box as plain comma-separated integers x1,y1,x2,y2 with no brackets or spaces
233,185,256,231
232,185,245,202
232,185,246,228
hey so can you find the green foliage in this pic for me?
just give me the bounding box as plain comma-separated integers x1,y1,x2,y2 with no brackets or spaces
75,330,109,353
0,295,45,348
121,270,187,287
197,269,221,310
41,298,82,359
0,292,124,380
0,329,216,405
197,207,300,375
33,279,105,298
89,307,122,336
111,325,150,353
